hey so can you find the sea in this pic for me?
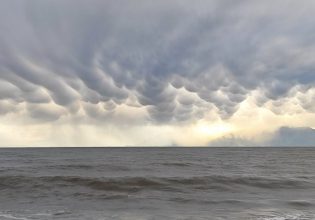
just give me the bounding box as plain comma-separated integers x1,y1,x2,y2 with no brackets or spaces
0,147,315,220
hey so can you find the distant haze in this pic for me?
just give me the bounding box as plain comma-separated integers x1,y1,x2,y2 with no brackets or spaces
0,0,315,146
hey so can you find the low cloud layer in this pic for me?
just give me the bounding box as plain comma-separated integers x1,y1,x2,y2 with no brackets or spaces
209,127,315,147
0,1,315,146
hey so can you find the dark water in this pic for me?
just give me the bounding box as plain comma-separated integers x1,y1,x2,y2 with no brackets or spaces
0,147,315,220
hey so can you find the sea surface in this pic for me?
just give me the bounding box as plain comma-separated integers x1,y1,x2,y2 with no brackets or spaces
0,147,315,220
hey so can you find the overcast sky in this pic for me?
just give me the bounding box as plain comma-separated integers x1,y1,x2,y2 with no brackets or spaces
0,0,315,146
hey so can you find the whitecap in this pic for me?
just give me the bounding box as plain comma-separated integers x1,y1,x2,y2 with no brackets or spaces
0,213,29,220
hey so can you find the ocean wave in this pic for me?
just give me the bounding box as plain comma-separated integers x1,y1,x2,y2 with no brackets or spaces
158,162,193,167
166,175,313,190
255,212,315,220
286,200,314,208
0,175,313,193
169,197,244,205
0,213,29,220
40,164,131,171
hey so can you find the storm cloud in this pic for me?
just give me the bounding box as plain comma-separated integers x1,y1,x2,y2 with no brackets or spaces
209,127,315,147
0,0,315,146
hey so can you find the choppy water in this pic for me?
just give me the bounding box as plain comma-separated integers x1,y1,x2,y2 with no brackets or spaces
0,147,315,220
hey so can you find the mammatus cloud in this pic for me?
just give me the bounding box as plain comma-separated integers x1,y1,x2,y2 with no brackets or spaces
0,0,315,146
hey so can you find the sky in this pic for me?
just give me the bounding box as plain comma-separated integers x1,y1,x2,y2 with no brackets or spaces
0,0,315,147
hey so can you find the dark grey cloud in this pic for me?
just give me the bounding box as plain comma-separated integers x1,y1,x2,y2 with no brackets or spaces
209,127,315,147
208,135,257,147
266,127,315,147
1,0,315,122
